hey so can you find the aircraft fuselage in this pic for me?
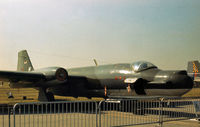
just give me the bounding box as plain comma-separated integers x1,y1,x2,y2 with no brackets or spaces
49,63,193,97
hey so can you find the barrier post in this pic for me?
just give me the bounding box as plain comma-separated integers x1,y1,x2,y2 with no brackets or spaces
12,103,19,127
159,98,164,127
98,100,104,127
95,102,98,127
8,107,11,127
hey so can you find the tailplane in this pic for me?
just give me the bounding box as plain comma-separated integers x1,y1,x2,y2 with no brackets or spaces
17,50,34,71
187,61,200,79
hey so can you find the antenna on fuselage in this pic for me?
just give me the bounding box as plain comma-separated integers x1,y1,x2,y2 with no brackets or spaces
93,59,98,66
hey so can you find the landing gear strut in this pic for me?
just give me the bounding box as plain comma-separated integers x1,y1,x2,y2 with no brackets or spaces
38,88,55,101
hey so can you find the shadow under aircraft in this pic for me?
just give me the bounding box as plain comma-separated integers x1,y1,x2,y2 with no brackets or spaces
0,50,194,101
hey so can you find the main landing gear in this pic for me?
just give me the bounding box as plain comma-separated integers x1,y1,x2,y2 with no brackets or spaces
38,88,55,101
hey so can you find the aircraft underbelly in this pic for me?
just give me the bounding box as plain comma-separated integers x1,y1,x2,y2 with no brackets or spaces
144,89,191,96
106,88,190,96
50,86,190,97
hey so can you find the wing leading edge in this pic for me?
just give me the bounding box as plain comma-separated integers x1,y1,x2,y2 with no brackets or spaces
0,70,45,82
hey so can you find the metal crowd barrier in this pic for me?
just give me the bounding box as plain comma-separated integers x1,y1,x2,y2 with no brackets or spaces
12,101,98,127
98,97,200,127
160,97,200,123
0,104,13,127
98,97,161,127
0,97,200,127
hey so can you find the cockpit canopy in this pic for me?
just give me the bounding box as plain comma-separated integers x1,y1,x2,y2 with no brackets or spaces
131,61,157,72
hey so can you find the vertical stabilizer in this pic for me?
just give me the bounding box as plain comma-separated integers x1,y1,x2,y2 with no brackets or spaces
187,61,200,79
17,50,34,71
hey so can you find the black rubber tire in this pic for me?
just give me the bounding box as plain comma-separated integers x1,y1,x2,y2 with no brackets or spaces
46,92,55,101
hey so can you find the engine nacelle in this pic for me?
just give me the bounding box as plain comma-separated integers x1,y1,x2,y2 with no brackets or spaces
9,67,68,88
36,67,68,82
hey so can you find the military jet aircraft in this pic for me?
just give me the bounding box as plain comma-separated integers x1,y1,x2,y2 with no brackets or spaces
0,50,194,101
187,60,200,81
187,60,200,87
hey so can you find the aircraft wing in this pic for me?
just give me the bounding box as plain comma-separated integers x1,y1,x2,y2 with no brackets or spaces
0,70,45,82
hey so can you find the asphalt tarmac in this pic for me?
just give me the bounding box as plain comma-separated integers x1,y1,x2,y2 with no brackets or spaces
0,112,199,127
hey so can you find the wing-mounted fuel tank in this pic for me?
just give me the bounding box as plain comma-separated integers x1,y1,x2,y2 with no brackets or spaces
34,67,68,87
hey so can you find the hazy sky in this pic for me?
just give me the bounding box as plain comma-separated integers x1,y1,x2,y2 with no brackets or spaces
0,0,200,70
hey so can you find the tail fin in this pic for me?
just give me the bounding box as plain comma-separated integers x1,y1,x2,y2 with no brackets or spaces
17,50,34,71
187,61,200,79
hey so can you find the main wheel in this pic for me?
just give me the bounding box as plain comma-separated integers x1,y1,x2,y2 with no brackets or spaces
46,92,55,101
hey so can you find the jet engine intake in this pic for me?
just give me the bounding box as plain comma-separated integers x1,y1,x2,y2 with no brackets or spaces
38,67,68,87
36,67,68,82
55,68,68,81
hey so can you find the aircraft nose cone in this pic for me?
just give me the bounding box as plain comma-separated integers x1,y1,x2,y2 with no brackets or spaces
170,73,194,89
